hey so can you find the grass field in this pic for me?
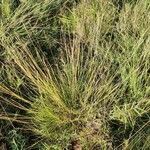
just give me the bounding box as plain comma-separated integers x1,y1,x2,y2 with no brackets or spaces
0,0,150,149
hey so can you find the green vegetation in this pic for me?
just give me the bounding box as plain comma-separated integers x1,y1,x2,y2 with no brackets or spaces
0,0,150,149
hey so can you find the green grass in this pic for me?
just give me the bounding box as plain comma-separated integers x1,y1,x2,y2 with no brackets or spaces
0,0,150,149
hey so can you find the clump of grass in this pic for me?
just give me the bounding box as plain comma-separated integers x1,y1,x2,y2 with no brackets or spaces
0,0,149,149
0,0,119,146
0,29,117,148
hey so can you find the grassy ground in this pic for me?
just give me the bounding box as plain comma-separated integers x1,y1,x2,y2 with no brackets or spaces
0,0,150,149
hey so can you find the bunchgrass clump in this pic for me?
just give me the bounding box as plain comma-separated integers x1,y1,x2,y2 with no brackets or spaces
0,0,149,149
